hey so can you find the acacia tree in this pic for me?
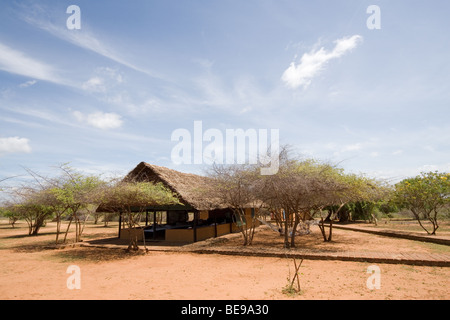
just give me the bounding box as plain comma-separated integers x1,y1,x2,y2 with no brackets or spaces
258,151,349,247
51,166,105,243
257,148,302,248
1,171,55,235
23,165,105,243
259,159,314,248
313,166,351,243
208,164,261,246
316,173,388,242
17,165,106,243
5,188,53,235
393,171,450,235
0,206,20,227
258,147,389,246
99,180,180,251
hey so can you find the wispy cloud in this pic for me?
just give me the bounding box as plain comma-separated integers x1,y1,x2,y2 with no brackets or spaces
82,76,105,93
282,35,363,89
0,116,46,129
341,143,363,152
21,8,161,79
19,80,37,88
81,67,123,93
0,42,61,83
0,137,32,155
72,111,123,130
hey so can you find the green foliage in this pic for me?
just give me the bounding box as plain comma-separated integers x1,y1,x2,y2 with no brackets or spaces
282,284,303,297
50,165,105,212
348,201,377,221
393,171,450,234
256,147,391,245
100,181,180,210
0,206,20,227
378,201,400,215
99,180,180,251
43,165,107,243
8,198,54,235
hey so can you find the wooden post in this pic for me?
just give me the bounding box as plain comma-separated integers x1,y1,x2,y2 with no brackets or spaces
153,211,156,240
230,213,234,233
118,212,122,239
214,212,217,238
193,211,198,242
145,209,148,226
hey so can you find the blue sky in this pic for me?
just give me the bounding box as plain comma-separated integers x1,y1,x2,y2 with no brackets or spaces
0,0,449,189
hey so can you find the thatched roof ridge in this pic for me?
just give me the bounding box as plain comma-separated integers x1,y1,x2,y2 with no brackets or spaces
124,162,225,211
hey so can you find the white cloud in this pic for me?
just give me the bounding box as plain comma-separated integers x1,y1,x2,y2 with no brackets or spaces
82,77,105,93
100,67,123,83
282,35,363,89
0,42,61,83
73,111,123,130
81,68,123,93
342,143,363,152
330,142,365,157
19,80,37,88
0,137,32,155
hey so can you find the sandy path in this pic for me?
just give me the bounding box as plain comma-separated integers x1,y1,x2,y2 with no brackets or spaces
1,247,448,300
1,220,449,300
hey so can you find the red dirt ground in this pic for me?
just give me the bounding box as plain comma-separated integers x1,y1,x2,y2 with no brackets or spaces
0,220,449,300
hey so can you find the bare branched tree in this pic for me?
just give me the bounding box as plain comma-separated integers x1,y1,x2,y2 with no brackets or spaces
206,163,262,246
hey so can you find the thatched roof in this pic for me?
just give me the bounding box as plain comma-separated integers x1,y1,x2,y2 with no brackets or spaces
124,162,226,211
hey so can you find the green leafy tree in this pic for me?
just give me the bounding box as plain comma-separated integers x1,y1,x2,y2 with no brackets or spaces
19,164,106,243
314,171,387,241
54,169,105,243
0,206,20,227
258,149,364,246
6,189,53,235
347,201,378,222
259,148,389,245
99,180,180,251
393,171,450,235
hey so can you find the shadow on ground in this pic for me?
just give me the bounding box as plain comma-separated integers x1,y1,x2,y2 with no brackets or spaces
51,247,146,263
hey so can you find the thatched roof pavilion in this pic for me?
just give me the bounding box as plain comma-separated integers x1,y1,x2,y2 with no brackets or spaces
124,162,225,211
104,162,258,242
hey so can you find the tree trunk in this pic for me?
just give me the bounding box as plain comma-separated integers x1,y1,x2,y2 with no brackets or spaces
55,217,61,244
63,216,73,243
324,209,333,222
430,219,438,235
430,210,439,235
318,218,327,242
411,209,433,235
290,214,300,248
371,213,378,226
318,217,333,242
248,218,256,246
327,219,333,242
284,218,290,248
